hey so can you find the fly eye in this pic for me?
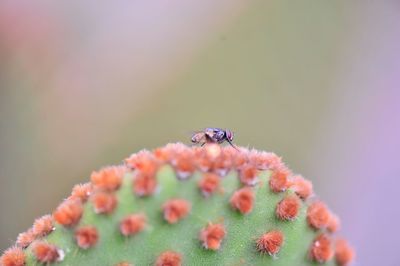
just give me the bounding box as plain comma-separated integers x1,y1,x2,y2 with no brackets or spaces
226,131,233,141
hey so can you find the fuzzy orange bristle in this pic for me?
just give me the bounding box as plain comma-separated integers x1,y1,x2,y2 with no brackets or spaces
16,229,35,249
231,148,248,169
198,173,220,197
213,149,233,176
309,234,333,263
114,262,134,266
32,215,54,237
162,199,191,224
239,164,259,186
193,148,214,172
119,213,147,236
230,187,254,215
290,175,313,200
69,183,92,202
269,167,290,193
256,230,284,256
32,241,63,263
133,173,157,197
307,201,330,230
249,150,283,170
155,251,182,266
276,195,301,221
91,166,123,191
335,238,355,266
0,246,26,266
125,150,159,177
75,226,99,249
199,223,226,250
327,212,341,233
91,191,118,214
173,149,196,179
53,199,83,227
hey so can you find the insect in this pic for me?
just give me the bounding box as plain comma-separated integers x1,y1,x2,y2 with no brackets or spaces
191,128,238,150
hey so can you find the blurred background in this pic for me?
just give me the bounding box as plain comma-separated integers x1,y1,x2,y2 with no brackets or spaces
1,1,399,265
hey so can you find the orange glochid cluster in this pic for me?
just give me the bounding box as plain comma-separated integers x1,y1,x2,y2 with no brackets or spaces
276,194,301,221
155,251,182,266
256,230,284,256
16,229,35,249
91,166,124,191
114,262,134,266
0,247,26,266
32,241,64,264
172,148,196,180
125,150,160,177
91,191,118,214
269,167,290,193
32,215,54,237
126,150,160,196
119,213,147,236
75,226,99,249
309,233,334,263
335,238,355,266
289,175,313,199
239,163,259,186
162,199,191,224
198,173,221,197
69,183,93,202
15,214,55,249
248,150,283,170
53,199,83,227
307,201,333,230
199,223,226,251
230,187,254,215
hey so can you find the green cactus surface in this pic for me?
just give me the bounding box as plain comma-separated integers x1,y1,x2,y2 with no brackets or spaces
0,143,354,266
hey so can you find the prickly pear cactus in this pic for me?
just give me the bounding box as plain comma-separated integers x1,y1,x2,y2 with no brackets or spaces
1,143,354,266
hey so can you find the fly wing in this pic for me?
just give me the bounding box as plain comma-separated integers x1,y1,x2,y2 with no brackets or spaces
189,131,206,144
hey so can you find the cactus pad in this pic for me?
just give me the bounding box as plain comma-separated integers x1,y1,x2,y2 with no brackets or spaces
1,143,354,266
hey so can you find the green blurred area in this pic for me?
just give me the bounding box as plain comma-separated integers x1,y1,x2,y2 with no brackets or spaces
0,0,348,251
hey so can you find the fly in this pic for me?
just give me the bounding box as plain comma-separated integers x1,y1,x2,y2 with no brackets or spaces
191,128,238,150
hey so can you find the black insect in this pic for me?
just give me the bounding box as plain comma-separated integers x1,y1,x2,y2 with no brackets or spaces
191,128,238,149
